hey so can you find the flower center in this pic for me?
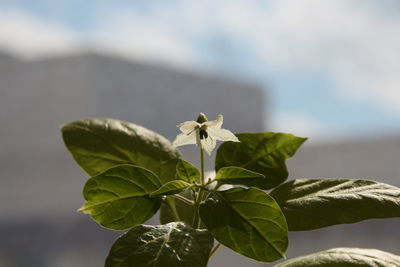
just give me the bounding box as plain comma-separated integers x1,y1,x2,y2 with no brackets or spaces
199,129,208,140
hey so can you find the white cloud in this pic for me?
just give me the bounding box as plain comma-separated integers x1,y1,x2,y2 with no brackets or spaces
1,1,400,111
264,1,400,111
88,10,196,66
0,10,80,58
0,8,197,66
154,0,400,112
172,0,400,111
140,0,400,112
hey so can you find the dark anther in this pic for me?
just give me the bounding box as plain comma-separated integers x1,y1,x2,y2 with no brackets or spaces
199,129,208,140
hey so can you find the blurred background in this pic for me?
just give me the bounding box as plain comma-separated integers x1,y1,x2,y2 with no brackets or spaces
0,0,400,266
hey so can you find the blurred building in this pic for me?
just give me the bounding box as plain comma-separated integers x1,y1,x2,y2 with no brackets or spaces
0,52,264,267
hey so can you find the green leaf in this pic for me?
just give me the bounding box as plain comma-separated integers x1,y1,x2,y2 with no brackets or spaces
215,132,306,189
270,178,400,231
215,166,265,186
105,222,214,267
61,118,180,183
79,164,162,230
199,187,288,262
150,180,192,197
274,247,400,267
176,159,200,183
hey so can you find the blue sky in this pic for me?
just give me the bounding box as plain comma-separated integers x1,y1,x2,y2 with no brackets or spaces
1,0,399,141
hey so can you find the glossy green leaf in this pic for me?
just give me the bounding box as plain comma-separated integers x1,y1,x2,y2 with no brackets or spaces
270,178,400,231
150,180,192,197
176,159,200,183
79,164,162,230
215,132,306,189
199,187,288,262
105,222,214,267
61,118,180,183
275,248,400,267
215,166,265,186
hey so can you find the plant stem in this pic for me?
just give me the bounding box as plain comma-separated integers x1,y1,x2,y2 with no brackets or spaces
214,182,223,191
209,243,221,258
166,197,180,221
200,148,205,185
192,189,201,228
193,148,206,229
172,194,195,206
196,190,205,229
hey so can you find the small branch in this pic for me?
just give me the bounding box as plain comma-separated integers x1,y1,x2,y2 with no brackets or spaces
172,194,195,206
204,179,214,187
195,190,206,229
209,243,222,258
214,182,223,191
192,189,201,228
193,184,209,191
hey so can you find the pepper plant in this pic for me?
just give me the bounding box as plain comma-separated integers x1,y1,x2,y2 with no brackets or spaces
61,114,400,267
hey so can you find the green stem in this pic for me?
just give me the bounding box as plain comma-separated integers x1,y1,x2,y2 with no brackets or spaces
192,148,206,229
200,148,205,185
196,190,205,229
192,189,201,228
214,182,223,191
209,243,222,258
166,197,180,221
172,194,195,206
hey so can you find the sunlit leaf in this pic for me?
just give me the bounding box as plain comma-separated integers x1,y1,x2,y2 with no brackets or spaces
275,247,400,267
62,118,180,183
79,164,162,230
199,187,288,262
215,132,306,189
176,159,200,183
215,166,265,186
270,178,400,231
105,222,214,267
151,180,192,197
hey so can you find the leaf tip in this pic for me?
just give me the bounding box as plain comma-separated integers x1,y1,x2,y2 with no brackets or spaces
77,205,87,213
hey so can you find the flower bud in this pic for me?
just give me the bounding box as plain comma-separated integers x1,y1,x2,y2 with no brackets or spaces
196,113,208,124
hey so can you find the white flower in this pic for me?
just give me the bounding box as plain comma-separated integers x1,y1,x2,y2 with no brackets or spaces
172,113,240,155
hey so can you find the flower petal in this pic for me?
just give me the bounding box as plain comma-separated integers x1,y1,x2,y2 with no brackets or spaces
207,127,239,142
200,136,217,155
172,131,197,147
178,121,199,134
195,129,201,147
204,114,223,129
